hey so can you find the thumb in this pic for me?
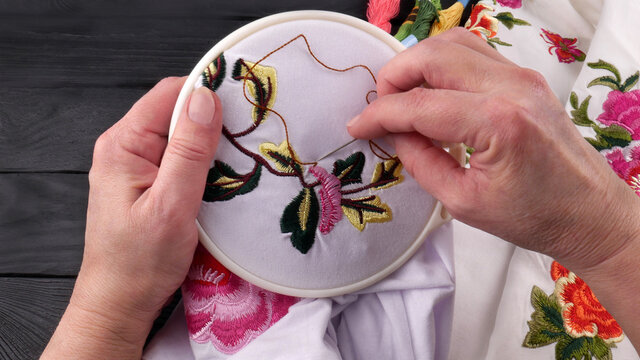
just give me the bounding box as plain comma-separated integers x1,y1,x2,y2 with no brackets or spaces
153,86,222,214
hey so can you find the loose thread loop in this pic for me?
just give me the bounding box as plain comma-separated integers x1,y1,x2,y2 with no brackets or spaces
238,33,389,166
369,140,395,161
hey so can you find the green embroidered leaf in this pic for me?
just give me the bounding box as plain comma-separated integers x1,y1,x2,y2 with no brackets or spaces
202,54,226,92
587,76,621,91
588,60,621,82
280,188,320,254
203,161,261,202
487,37,512,47
555,336,613,360
232,58,277,124
341,195,392,231
570,95,594,127
495,12,531,30
621,71,639,92
259,141,303,174
523,286,566,348
370,157,404,190
332,152,365,186
569,91,579,110
590,124,632,150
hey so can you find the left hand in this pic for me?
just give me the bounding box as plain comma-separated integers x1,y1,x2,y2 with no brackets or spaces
42,77,223,359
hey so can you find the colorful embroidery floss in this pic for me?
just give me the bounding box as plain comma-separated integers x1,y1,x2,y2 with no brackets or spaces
429,1,466,37
366,0,402,33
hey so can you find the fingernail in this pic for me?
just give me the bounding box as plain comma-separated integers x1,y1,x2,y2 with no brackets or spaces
188,87,216,125
347,115,360,127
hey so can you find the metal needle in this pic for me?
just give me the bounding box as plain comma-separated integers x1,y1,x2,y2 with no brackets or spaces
315,138,359,162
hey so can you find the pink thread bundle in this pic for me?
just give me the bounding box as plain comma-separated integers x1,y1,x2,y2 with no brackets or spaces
310,166,343,234
366,0,402,33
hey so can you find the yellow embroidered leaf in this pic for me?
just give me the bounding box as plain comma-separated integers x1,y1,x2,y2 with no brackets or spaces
259,141,302,174
341,195,392,231
370,157,404,190
232,59,277,124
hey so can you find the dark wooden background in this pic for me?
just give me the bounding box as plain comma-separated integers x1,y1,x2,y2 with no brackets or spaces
0,0,466,358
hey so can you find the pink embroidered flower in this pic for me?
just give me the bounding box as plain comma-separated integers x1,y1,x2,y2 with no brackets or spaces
597,90,640,140
310,166,343,234
551,262,624,343
540,29,586,63
465,2,499,40
604,145,640,196
496,0,522,8
182,245,298,354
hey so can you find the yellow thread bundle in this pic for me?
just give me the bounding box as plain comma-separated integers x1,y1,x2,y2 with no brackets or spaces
429,2,464,36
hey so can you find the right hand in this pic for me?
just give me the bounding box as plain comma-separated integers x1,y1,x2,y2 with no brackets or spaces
347,28,640,274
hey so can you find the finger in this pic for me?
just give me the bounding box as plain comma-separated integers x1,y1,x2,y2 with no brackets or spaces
376,36,510,96
348,88,490,151
435,28,515,66
151,87,223,215
115,77,186,166
390,132,465,204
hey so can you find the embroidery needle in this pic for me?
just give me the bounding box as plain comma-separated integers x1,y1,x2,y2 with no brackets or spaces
316,138,358,162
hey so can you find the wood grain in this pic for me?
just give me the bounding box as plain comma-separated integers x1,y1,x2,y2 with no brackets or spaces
0,173,87,276
0,277,74,360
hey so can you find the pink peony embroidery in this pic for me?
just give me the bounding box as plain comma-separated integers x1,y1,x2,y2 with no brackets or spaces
182,245,298,354
597,90,640,140
309,166,343,234
496,0,522,8
540,29,586,64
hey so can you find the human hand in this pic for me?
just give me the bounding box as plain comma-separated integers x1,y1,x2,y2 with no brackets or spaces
347,28,640,276
42,77,222,359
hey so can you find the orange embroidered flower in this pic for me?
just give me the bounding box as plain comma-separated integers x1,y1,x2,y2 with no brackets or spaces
551,262,624,343
464,2,498,39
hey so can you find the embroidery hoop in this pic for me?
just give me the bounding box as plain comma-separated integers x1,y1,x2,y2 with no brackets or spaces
170,10,459,298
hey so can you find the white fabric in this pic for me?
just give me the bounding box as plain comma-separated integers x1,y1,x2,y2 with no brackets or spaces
144,0,640,359
196,18,437,292
144,223,454,359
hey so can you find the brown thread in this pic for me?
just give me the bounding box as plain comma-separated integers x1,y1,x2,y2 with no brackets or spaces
237,34,388,166
369,139,395,161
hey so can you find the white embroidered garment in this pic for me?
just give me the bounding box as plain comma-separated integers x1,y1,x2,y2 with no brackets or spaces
452,0,640,359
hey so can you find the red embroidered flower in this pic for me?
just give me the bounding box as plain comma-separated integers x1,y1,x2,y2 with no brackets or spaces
182,245,298,354
598,90,640,140
465,3,499,39
496,0,522,8
540,29,586,63
551,262,624,343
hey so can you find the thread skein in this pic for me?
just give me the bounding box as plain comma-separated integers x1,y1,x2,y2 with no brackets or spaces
366,0,402,33
429,1,466,36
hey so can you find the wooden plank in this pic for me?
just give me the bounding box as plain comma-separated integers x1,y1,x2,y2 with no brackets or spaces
0,277,179,359
0,87,145,172
0,173,87,275
0,277,74,360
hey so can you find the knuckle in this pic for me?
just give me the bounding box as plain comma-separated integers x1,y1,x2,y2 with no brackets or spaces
519,68,548,93
166,136,211,163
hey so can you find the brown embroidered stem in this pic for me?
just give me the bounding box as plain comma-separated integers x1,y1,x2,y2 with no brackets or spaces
223,126,316,188
340,178,398,195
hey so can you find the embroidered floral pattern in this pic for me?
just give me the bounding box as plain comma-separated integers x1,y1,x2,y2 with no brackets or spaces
200,50,404,254
598,90,640,140
183,245,298,354
496,0,522,9
465,1,529,48
523,262,623,359
540,29,586,64
604,146,640,196
570,60,639,151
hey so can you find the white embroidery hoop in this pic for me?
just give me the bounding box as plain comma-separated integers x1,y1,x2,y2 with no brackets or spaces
170,10,458,298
